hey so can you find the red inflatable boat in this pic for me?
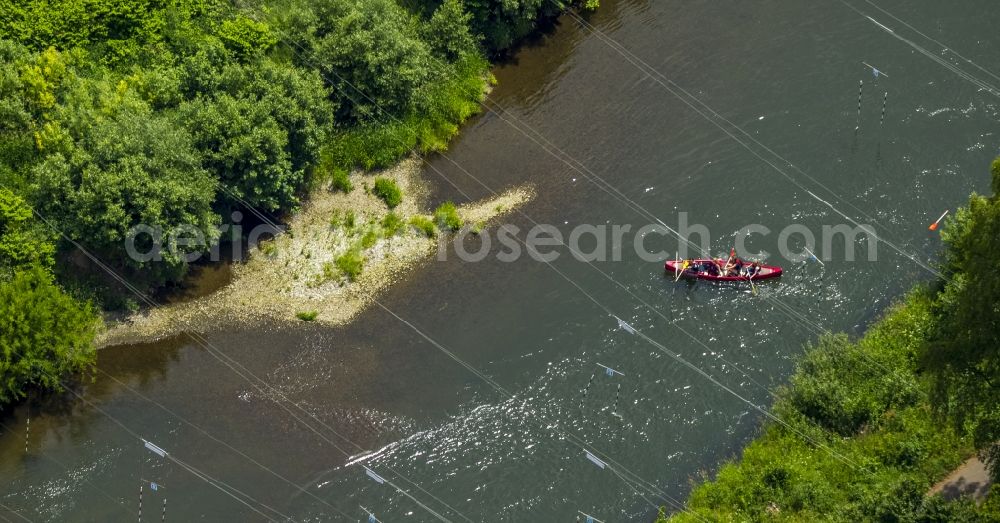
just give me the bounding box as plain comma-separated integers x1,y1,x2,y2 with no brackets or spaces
664,259,782,282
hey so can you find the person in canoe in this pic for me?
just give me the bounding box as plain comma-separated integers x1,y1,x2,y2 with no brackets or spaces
665,257,779,281
724,257,744,276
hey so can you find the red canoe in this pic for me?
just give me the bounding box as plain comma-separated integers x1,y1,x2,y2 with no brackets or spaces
664,259,782,282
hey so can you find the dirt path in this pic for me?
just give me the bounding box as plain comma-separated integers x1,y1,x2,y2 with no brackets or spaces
929,455,993,502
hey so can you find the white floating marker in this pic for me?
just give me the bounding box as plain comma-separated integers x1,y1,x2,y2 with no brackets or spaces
802,246,826,267
615,317,636,335
364,466,386,485
143,440,167,458
578,511,605,523
862,61,889,79
585,451,607,469
596,363,624,377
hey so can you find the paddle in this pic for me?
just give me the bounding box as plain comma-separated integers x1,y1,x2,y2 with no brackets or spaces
674,258,689,282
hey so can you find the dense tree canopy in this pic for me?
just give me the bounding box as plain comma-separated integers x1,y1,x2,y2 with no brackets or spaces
312,0,433,121
33,97,219,281
0,190,97,406
0,188,55,274
0,0,583,405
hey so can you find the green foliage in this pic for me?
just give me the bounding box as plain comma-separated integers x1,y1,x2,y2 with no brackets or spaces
783,310,924,436
464,0,564,52
0,0,176,63
992,156,1000,196
411,53,489,151
310,0,431,121
329,209,344,228
434,201,463,231
924,156,1000,482
335,248,364,281
0,264,97,405
422,0,478,60
372,177,403,209
324,121,419,172
321,53,488,171
331,167,353,193
409,215,437,237
295,310,318,321
217,15,277,59
381,212,405,236
0,188,55,273
668,292,974,522
670,157,1000,521
178,58,332,212
359,228,378,249
33,99,220,284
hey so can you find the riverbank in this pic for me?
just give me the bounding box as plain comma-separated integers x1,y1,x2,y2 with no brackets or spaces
98,156,534,348
660,159,1000,521
0,0,578,405
656,288,998,521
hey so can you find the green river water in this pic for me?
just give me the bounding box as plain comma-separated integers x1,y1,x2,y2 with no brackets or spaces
2,1,998,521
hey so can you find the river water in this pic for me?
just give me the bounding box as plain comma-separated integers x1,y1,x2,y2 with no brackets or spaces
2,1,998,521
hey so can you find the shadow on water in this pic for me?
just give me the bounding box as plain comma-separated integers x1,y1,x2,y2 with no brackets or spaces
0,335,189,447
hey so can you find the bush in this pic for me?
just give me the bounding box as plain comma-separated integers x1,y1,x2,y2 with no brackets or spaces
434,201,462,231
372,177,403,209
331,167,353,193
335,248,364,281
409,215,437,237
0,265,98,405
329,209,343,228
295,310,318,321
360,229,378,249
382,212,405,236
0,188,55,273
421,0,477,61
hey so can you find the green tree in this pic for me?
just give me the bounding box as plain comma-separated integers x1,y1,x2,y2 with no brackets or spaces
463,0,560,52
180,94,298,212
216,15,277,60
0,0,176,64
924,157,1000,482
0,188,55,274
0,41,38,177
0,264,98,405
179,59,331,212
33,101,219,284
421,0,478,60
312,0,432,121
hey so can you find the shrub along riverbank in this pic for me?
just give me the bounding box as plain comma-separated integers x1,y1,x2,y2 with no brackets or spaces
660,158,1000,521
0,0,593,407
